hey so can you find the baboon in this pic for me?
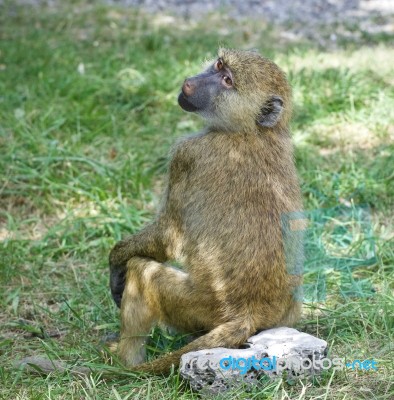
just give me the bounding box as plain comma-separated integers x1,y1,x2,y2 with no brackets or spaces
109,48,303,375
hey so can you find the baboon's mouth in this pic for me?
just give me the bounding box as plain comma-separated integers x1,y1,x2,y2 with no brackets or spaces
178,92,199,112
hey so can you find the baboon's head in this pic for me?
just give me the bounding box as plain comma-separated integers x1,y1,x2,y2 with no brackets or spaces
178,48,292,132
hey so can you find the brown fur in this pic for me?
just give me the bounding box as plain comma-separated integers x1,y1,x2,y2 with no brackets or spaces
109,48,303,375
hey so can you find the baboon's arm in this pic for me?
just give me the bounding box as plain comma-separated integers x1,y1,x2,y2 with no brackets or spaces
109,222,167,307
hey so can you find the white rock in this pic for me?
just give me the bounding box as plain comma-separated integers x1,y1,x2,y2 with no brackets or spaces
180,327,327,393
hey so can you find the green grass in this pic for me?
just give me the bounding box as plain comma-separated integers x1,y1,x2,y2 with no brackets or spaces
0,2,393,399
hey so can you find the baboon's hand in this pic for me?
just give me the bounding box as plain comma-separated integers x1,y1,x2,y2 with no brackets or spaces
109,241,129,308
110,267,125,308
109,227,166,307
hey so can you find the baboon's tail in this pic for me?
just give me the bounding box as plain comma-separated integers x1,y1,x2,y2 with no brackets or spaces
15,321,254,377
133,320,254,375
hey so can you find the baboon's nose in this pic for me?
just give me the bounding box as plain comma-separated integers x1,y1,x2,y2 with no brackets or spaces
182,79,195,96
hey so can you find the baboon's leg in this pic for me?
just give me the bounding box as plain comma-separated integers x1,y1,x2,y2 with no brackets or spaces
117,262,155,366
118,256,221,367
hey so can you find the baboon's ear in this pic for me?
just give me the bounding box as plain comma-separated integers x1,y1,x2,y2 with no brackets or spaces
257,96,284,128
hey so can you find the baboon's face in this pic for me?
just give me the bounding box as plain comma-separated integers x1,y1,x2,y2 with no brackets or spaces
178,50,289,131
178,58,233,114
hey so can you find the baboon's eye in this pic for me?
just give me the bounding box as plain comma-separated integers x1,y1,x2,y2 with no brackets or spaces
215,59,223,70
223,75,233,87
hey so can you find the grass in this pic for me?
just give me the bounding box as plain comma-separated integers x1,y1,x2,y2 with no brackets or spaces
0,1,393,399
